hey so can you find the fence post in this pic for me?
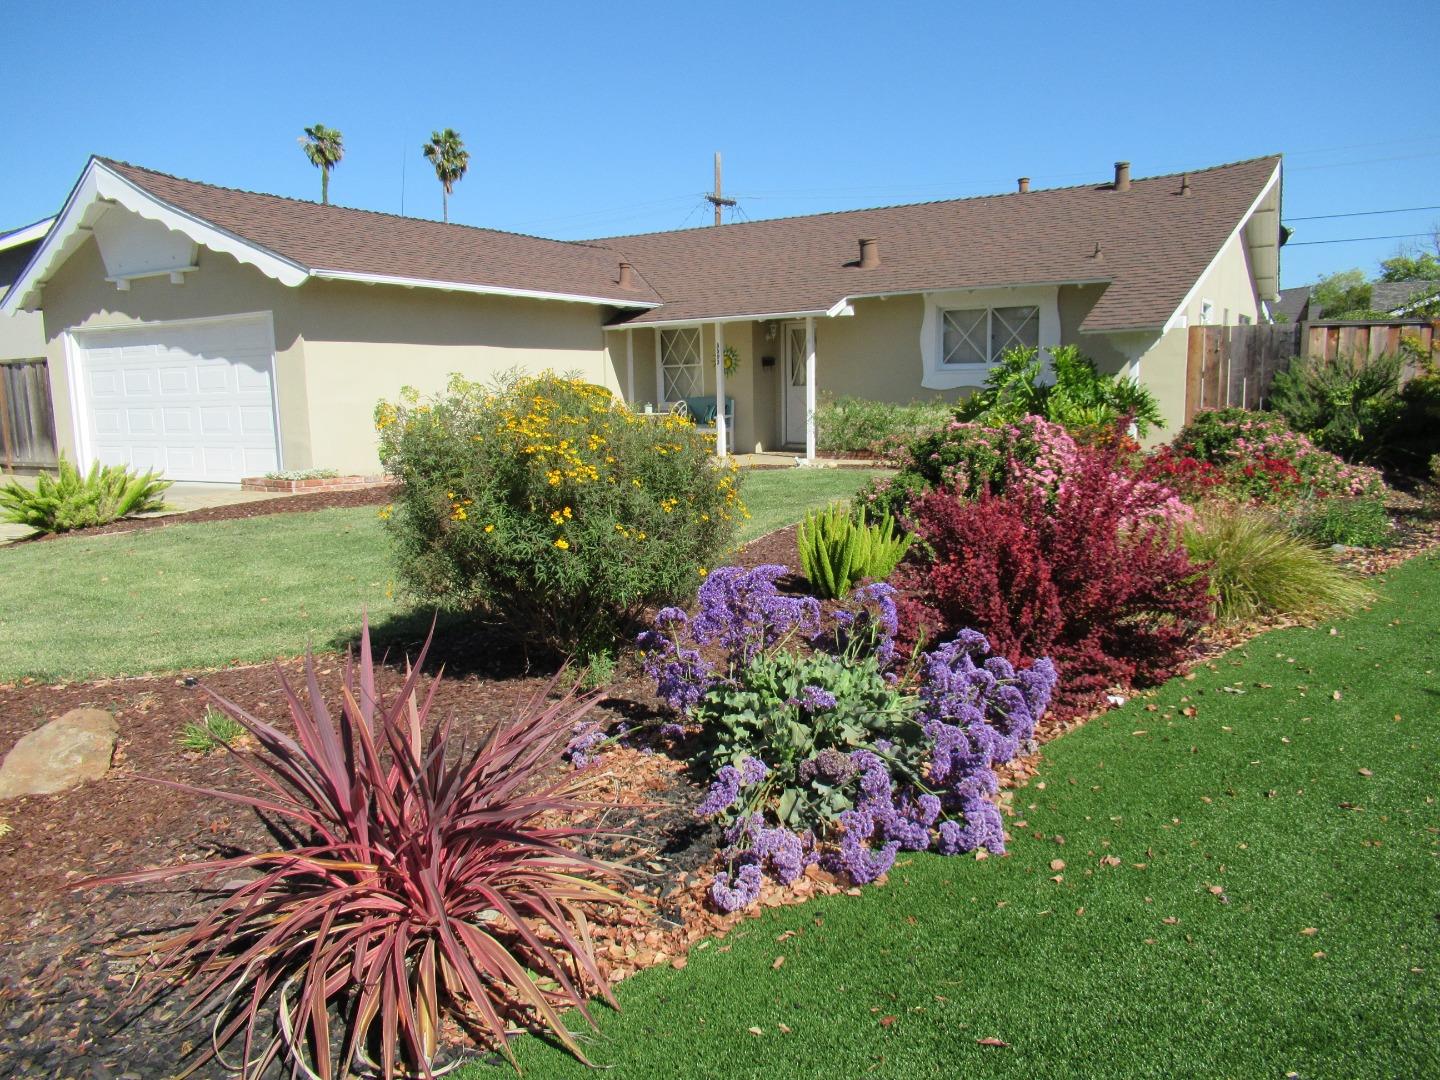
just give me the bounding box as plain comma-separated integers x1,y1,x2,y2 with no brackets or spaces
0,365,13,473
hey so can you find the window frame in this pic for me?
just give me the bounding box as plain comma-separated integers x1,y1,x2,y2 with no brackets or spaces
939,303,1040,368
658,327,703,403
920,285,1060,391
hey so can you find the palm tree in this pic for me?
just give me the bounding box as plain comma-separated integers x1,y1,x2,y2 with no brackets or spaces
298,124,344,205
422,128,470,223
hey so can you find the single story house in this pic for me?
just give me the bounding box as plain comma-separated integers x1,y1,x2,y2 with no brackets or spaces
1275,278,1440,322
0,154,1282,481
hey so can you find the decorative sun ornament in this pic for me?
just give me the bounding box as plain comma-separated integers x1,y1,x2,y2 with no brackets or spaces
722,344,741,376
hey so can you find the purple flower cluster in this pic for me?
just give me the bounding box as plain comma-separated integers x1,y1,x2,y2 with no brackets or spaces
695,755,769,816
828,582,900,666
635,607,715,714
798,747,855,785
797,685,837,712
690,565,822,662
564,720,607,769
710,863,763,912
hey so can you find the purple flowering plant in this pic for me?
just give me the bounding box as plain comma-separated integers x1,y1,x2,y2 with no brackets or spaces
637,565,1058,912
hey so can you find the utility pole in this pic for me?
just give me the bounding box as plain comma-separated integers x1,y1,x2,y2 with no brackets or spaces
705,151,736,226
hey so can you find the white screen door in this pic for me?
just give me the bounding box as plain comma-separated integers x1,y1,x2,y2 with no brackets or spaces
782,322,808,447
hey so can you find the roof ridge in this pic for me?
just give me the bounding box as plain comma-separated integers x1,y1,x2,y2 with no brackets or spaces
96,157,624,256
582,154,1283,243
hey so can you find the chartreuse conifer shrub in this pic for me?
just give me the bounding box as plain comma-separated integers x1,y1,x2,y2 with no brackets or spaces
796,501,913,599
376,372,747,652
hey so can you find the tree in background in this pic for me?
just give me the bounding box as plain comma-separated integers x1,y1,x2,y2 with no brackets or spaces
1379,252,1440,283
1311,269,1377,320
298,124,344,205
422,129,470,223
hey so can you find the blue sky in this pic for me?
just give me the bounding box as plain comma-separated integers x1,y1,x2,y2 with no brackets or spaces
4,1,1437,288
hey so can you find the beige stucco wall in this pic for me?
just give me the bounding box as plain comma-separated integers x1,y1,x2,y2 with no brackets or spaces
1177,232,1260,327
299,282,610,473
36,238,314,468
35,234,625,475
0,302,45,362
1135,327,1190,443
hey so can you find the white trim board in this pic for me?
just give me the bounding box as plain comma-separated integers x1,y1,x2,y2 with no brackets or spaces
0,217,56,251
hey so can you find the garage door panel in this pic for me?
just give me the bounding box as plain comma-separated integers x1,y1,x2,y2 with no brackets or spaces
76,317,279,483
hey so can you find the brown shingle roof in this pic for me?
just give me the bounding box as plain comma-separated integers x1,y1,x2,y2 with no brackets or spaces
98,156,1279,332
100,159,662,306
593,156,1281,332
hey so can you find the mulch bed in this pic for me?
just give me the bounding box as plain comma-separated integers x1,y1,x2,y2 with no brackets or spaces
2,494,1437,1076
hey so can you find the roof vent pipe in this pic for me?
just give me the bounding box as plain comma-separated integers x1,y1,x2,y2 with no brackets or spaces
1017,177,1030,193
1114,161,1131,191
858,237,880,269
1180,173,1192,196
617,261,637,289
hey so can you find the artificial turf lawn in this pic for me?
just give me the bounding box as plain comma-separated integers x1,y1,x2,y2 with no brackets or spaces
479,553,1440,1079
0,468,881,681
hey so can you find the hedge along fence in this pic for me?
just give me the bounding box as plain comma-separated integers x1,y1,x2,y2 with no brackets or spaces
1183,319,1437,420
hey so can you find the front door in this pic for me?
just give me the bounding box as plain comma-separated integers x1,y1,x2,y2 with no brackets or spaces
782,321,808,447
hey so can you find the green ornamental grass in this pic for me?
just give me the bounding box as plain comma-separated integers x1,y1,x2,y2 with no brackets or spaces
0,455,171,535
796,502,913,599
1183,502,1373,624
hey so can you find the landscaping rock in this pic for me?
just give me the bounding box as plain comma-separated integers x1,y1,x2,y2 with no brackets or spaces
0,709,118,799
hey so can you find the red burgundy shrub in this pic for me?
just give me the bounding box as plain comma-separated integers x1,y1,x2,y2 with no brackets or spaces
897,447,1213,717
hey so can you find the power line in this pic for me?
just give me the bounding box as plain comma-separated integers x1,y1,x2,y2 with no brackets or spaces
1289,205,1440,222
1286,231,1434,247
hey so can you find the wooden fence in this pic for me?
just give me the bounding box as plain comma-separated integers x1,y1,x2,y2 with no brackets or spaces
1184,319,1438,423
0,359,58,469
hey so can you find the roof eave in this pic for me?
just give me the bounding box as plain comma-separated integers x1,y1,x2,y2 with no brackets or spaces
311,268,660,309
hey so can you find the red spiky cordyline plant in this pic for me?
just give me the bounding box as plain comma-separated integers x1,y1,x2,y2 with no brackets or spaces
78,623,630,1078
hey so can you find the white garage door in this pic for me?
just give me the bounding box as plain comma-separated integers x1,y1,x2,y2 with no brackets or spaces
73,315,280,483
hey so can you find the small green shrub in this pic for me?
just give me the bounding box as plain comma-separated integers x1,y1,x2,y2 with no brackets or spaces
376,371,746,652
1268,352,1403,462
177,707,248,753
955,345,1165,438
1290,496,1391,548
814,395,951,457
0,455,171,535
1183,504,1373,624
796,502,913,599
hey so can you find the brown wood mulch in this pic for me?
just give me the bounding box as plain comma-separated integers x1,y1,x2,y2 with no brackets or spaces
0,493,1436,1076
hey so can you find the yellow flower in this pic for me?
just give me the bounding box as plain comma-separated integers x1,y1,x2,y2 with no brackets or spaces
484,523,495,533
377,505,392,520
554,537,570,550
698,567,708,577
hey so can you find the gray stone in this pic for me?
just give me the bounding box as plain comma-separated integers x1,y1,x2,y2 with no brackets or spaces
0,708,118,799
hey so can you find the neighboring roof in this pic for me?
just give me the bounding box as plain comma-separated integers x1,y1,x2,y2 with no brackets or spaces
1371,279,1440,314
0,217,55,251
594,156,1282,332
1273,285,1313,322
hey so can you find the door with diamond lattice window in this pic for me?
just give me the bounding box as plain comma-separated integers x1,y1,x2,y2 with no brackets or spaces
782,322,808,447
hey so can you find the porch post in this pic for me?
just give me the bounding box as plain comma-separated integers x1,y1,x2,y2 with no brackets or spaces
714,322,728,457
804,315,816,462
625,330,635,404
654,327,664,406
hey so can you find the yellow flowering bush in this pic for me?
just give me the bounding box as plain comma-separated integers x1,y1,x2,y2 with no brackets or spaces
376,371,747,651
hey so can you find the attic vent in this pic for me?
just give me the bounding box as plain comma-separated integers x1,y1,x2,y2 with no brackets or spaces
858,237,880,269
1017,177,1030,193
1180,173,1192,196
617,261,638,289
1114,161,1131,192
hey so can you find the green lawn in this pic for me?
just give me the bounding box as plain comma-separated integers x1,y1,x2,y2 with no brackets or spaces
481,554,1440,1079
0,469,881,681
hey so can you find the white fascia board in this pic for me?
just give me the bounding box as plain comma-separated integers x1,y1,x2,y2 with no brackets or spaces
309,268,660,309
0,160,308,314
1162,162,1282,332
841,278,1113,306
0,216,56,251
609,307,837,331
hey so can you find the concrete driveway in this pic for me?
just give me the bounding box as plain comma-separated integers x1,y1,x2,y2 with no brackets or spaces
0,479,295,544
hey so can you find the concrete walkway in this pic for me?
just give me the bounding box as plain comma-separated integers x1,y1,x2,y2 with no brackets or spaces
0,479,297,544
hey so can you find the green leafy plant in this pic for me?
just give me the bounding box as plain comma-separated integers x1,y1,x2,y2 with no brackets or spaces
954,345,1165,438
1268,352,1403,462
797,502,913,599
1289,495,1391,548
80,621,629,1077
0,455,171,535
1182,503,1373,624
814,395,951,458
376,371,745,652
176,707,247,753
263,467,341,481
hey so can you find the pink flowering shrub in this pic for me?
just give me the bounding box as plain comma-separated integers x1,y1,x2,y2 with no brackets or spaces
1168,408,1383,504
857,415,1079,519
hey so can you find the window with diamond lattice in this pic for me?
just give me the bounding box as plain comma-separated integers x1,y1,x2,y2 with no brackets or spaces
660,328,703,401
941,305,1039,366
